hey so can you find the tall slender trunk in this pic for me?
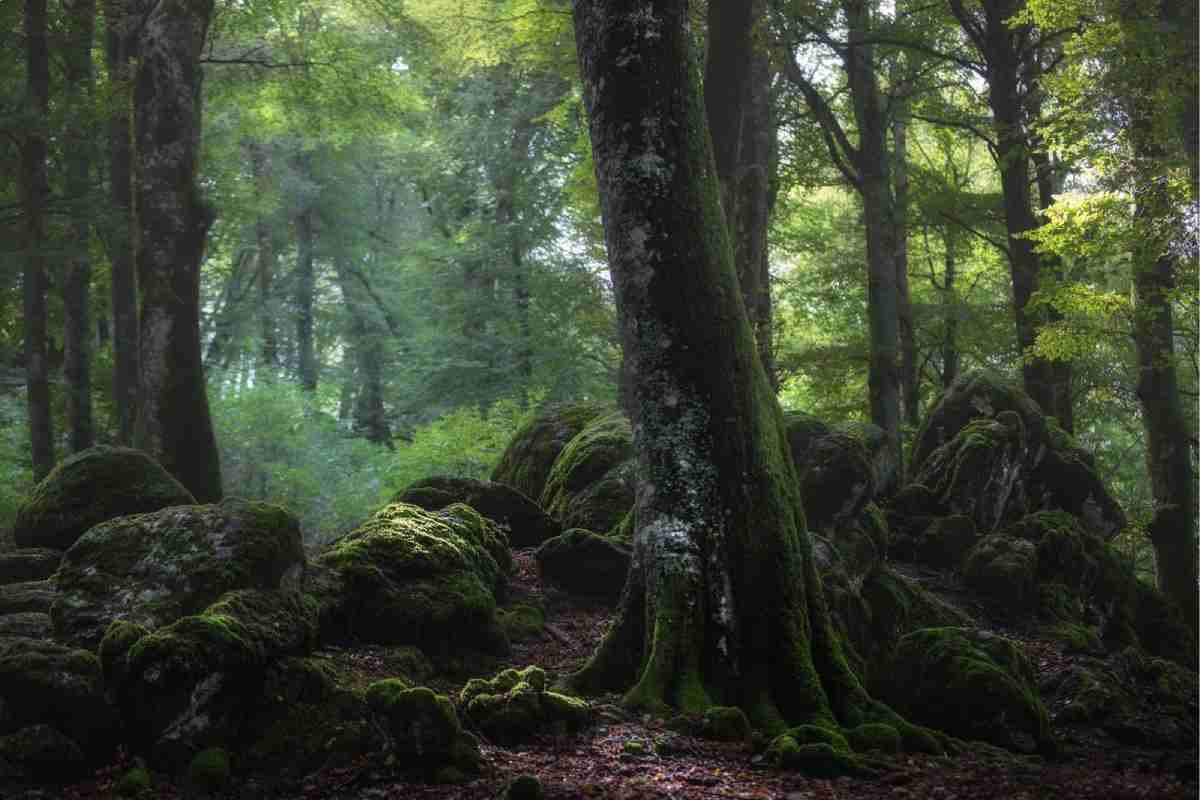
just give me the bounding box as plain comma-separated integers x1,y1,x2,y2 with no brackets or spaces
704,0,776,389
294,153,317,393
335,258,390,447
940,230,960,389
104,0,139,445
892,76,918,429
496,117,535,392
249,140,277,369
131,0,222,502
22,0,54,481
64,0,97,453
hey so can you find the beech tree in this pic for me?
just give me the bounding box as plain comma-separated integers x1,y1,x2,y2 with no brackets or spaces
568,0,924,736
130,0,222,502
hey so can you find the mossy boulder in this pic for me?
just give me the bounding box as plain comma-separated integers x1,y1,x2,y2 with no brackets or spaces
962,535,1039,617
0,580,55,615
836,420,900,499
311,502,510,655
395,476,560,548
504,774,544,800
460,666,590,742
535,529,631,604
115,589,321,769
0,637,115,760
12,446,195,551
366,681,481,774
853,567,972,671
875,627,1053,754
893,514,978,568
766,724,860,777
0,612,51,639
846,722,902,754
539,411,636,533
498,602,546,642
187,747,231,792
797,432,876,531
492,403,608,501
0,724,87,781
0,548,61,584
700,706,751,743
52,498,306,649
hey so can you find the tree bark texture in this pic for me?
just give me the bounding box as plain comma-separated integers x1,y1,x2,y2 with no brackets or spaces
568,0,915,736
891,79,918,430
948,0,1073,430
249,140,278,369
64,0,97,453
104,0,140,445
22,0,55,481
131,0,222,502
335,258,390,447
704,0,776,390
294,152,318,393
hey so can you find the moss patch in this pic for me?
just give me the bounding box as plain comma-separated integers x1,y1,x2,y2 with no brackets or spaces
492,403,607,501
461,666,591,742
539,411,635,533
962,535,1038,616
701,706,751,743
187,747,231,792
366,682,481,774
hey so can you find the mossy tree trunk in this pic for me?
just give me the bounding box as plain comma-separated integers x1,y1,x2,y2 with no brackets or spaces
131,0,222,502
569,0,904,734
294,151,318,393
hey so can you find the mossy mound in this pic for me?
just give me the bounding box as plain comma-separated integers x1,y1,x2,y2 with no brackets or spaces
0,723,87,781
366,681,482,775
0,637,115,761
492,403,608,502
535,529,631,604
797,432,876,531
765,723,863,777
700,706,751,743
498,602,546,642
114,589,321,769
460,666,590,742
892,514,978,568
0,580,55,615
962,535,1039,617
312,502,510,655
875,627,1053,754
0,548,61,584
846,722,902,754
539,411,636,534
396,476,560,548
52,498,306,649
187,747,231,793
12,446,195,551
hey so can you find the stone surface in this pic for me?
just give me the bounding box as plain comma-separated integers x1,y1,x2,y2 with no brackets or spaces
396,476,560,548
535,529,631,604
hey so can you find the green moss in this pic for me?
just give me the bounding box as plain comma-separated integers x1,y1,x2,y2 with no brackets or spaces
499,603,545,642
462,667,590,741
366,682,479,771
1044,622,1102,652
846,722,901,754
539,411,635,532
492,403,607,500
504,773,544,800
701,706,752,743
99,619,149,688
188,747,231,792
962,535,1038,615
766,736,860,777
115,766,153,797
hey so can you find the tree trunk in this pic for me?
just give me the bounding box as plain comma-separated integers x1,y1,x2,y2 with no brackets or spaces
940,229,960,389
568,0,919,737
891,77,918,430
22,0,54,481
335,258,391,447
704,0,776,390
294,153,318,393
249,140,278,369
63,0,97,453
104,0,139,446
131,0,222,502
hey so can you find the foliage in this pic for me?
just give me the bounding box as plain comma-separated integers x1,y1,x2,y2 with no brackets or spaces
0,395,33,548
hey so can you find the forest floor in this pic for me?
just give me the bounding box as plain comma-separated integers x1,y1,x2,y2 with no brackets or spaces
48,549,1198,800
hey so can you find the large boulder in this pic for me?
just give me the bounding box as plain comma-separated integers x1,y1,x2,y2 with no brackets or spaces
311,502,510,656
907,371,1125,539
365,680,483,780
535,529,631,604
0,580,55,616
395,476,560,548
112,589,321,769
492,403,608,502
539,411,636,534
52,498,306,649
12,446,195,551
0,549,61,585
875,627,1053,755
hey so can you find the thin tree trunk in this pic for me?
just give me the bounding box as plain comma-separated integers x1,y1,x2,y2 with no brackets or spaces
131,0,222,501
704,0,776,389
104,0,138,445
64,0,97,453
249,140,278,369
22,0,54,481
892,77,918,430
294,153,318,393
335,257,390,447
940,230,960,389
203,248,251,368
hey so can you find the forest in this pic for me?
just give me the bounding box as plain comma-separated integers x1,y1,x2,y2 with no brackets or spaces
0,0,1196,797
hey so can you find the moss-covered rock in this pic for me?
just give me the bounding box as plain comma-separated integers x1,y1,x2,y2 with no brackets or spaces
701,706,751,743
835,420,900,499
312,502,510,655
539,411,635,533
0,637,115,759
114,765,153,797
798,432,876,531
187,747,231,792
0,723,87,780
0,612,51,639
0,548,61,584
504,774,544,800
12,446,195,551
396,476,560,548
492,403,608,502
856,567,972,669
460,666,591,742
766,723,860,777
875,627,1053,754
0,580,55,615
52,498,306,649
962,535,1038,617
893,514,977,568
846,722,902,754
535,529,631,604
365,682,482,774
498,602,545,642
116,589,321,769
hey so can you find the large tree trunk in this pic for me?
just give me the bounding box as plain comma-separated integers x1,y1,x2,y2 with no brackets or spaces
891,77,918,430
22,0,54,481
104,0,139,445
294,153,318,393
63,0,97,453
334,257,390,447
704,0,776,390
131,0,222,502
568,0,918,737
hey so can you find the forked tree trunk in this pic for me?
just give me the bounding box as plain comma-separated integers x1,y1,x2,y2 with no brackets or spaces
131,0,222,502
22,0,54,481
568,0,919,736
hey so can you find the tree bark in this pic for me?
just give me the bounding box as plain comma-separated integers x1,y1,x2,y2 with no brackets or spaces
940,229,960,389
335,258,390,447
704,0,776,390
294,152,318,393
891,74,918,430
22,0,54,481
250,140,278,370
131,0,222,502
568,0,918,737
104,0,139,445
63,0,97,453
